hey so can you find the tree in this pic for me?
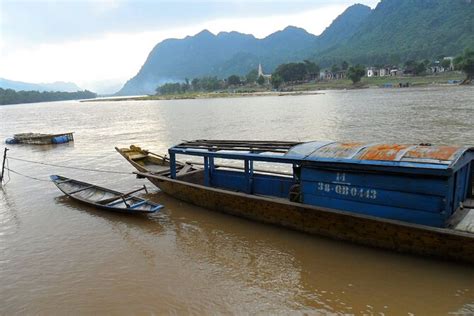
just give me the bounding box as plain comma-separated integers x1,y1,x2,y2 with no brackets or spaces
414,62,426,75
245,69,258,84
454,49,474,83
347,65,366,84
331,64,340,73
227,75,241,86
341,61,349,71
270,74,283,89
441,59,452,71
257,75,265,85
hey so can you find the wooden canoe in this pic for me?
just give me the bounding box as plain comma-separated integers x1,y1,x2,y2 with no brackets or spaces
115,145,183,174
50,175,163,214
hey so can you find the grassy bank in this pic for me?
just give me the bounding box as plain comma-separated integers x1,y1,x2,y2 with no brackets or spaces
88,72,466,102
287,71,465,91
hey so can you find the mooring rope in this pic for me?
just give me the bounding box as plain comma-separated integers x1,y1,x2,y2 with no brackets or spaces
4,167,51,182
7,156,133,175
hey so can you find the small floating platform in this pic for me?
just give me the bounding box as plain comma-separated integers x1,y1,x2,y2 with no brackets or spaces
5,132,74,145
50,175,163,214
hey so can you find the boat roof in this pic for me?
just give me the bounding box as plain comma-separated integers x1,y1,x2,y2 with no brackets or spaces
170,140,474,172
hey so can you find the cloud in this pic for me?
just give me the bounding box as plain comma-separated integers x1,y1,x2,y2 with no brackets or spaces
0,1,379,93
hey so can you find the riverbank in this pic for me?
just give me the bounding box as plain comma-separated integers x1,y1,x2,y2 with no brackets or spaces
89,72,467,102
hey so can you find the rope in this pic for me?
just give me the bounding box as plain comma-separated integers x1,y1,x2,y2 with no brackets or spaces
4,167,51,182
7,156,133,175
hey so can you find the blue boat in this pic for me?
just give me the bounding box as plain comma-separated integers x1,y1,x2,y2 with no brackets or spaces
117,140,474,262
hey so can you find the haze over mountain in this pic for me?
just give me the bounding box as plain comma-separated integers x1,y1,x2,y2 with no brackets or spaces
117,0,474,95
0,78,82,92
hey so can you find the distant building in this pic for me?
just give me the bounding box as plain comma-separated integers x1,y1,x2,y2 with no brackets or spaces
258,63,271,80
367,67,379,77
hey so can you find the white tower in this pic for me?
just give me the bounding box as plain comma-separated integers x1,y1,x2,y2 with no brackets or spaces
258,63,264,77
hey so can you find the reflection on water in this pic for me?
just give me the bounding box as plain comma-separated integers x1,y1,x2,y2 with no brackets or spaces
1,86,473,314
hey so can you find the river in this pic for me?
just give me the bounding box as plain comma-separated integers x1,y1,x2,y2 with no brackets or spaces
1,86,473,314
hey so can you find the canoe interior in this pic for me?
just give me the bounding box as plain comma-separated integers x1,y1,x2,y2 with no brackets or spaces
115,145,171,174
50,175,163,213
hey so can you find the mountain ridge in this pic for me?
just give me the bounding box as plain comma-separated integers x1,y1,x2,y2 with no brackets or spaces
117,0,474,95
0,78,82,92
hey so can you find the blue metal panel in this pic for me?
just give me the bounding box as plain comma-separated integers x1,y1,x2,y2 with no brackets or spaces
302,194,445,227
301,180,445,213
300,168,448,196
210,169,294,198
211,170,246,192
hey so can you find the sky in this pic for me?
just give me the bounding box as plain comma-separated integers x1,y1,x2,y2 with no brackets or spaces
0,0,379,94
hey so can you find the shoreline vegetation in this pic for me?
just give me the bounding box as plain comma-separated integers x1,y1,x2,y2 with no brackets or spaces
89,72,467,102
0,89,97,105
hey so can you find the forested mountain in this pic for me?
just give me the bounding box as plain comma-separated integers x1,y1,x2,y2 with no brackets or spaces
117,4,371,95
0,78,81,92
319,0,474,66
117,0,474,95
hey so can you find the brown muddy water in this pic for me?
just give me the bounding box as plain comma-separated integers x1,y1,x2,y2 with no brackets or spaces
1,86,473,314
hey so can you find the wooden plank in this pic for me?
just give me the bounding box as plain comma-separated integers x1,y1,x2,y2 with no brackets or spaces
67,185,95,195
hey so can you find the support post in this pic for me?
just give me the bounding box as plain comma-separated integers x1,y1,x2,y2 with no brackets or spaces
0,148,8,184
204,156,210,187
169,151,176,179
244,159,253,194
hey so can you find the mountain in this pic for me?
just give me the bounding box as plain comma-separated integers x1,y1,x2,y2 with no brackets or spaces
319,0,474,65
0,78,82,92
117,0,474,95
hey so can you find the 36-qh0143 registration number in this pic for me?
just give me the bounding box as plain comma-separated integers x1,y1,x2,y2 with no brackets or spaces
316,182,377,200
315,172,378,200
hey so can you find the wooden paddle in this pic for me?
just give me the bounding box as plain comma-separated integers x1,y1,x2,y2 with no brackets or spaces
97,185,148,205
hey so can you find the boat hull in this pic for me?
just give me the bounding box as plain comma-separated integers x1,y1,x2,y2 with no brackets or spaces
139,172,474,263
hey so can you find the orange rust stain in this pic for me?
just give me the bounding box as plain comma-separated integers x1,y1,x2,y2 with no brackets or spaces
404,146,460,161
358,144,411,161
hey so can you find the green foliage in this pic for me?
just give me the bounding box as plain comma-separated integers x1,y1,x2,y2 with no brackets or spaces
156,83,187,95
227,75,241,86
454,49,474,80
341,61,349,70
0,89,96,105
273,61,320,83
245,69,258,84
405,60,427,75
257,75,265,86
441,59,452,70
331,64,341,73
347,65,366,83
156,76,226,95
325,0,474,65
270,74,283,89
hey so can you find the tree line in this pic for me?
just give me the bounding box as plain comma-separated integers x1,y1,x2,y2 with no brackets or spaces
155,48,474,94
0,88,97,105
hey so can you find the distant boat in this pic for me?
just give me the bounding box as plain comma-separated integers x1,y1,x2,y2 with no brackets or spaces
50,175,163,214
116,140,474,263
5,132,74,145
